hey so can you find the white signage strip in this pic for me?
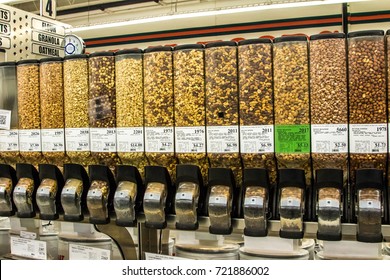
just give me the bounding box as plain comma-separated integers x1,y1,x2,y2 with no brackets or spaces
0,36,10,49
40,0,57,20
32,43,64,57
32,17,65,36
0,22,10,35
69,244,110,260
32,30,64,47
0,8,10,22
10,236,47,260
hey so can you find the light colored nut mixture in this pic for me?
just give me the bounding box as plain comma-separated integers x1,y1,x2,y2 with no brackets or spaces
310,37,348,180
273,40,310,184
238,42,276,184
174,48,208,179
17,63,44,165
40,61,68,166
144,50,176,178
116,53,147,173
89,55,121,167
348,35,387,182
64,57,92,166
205,45,241,184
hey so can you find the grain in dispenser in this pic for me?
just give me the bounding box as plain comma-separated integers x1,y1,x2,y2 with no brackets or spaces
115,49,147,175
64,54,92,167
173,44,208,180
143,46,176,178
88,52,121,168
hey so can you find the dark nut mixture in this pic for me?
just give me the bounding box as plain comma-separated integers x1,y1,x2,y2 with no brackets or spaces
205,46,241,183
174,48,208,179
310,38,348,178
17,63,44,165
349,36,387,181
144,51,176,178
116,54,147,171
64,57,92,166
238,42,276,183
89,55,120,167
40,61,68,166
273,41,310,184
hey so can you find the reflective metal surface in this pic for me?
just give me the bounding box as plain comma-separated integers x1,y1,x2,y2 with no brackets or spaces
61,178,83,219
317,187,342,239
208,185,232,234
13,178,34,215
114,181,137,225
0,178,13,213
279,187,304,236
143,182,167,227
36,179,58,217
243,186,267,236
175,182,199,229
87,180,110,222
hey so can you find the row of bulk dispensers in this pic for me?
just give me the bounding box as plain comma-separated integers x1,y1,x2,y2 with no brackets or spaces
0,162,387,259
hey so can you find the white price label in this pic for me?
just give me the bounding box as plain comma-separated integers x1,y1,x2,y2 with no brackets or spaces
69,244,110,260
311,124,348,153
20,231,37,240
41,128,65,152
145,252,188,260
10,236,47,260
19,129,41,152
175,126,206,153
65,128,90,152
207,126,239,153
0,109,11,130
240,125,274,153
349,124,387,153
145,127,174,153
90,128,117,152
0,129,18,152
116,127,144,153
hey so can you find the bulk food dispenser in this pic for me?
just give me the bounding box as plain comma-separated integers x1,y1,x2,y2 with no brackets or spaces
0,164,17,216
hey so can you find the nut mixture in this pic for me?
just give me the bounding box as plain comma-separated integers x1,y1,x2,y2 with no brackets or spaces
17,63,44,166
116,53,147,173
89,55,121,168
310,37,348,180
273,40,311,185
174,48,208,179
348,35,387,183
40,61,68,166
238,42,276,184
144,50,176,178
205,45,242,184
64,57,93,166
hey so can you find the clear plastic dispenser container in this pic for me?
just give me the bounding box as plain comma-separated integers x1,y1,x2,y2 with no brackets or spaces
114,165,143,227
61,163,89,222
207,168,236,235
242,168,270,237
143,165,173,229
36,164,64,220
0,164,17,216
86,165,116,224
315,168,344,241
13,163,40,218
277,168,306,239
174,164,203,230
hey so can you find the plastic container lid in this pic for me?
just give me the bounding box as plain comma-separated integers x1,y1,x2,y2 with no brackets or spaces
174,44,204,51
63,54,89,61
115,48,143,55
40,57,63,63
175,243,240,254
310,33,346,40
239,247,309,259
315,168,343,189
205,41,237,48
89,51,115,57
238,38,272,46
278,168,306,189
243,168,270,189
0,62,16,67
355,168,383,190
348,30,384,38
17,59,39,66
274,36,308,43
144,46,172,53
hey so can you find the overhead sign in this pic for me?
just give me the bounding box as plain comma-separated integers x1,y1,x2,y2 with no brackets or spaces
40,0,57,19
0,8,10,22
32,17,65,36
0,36,10,49
32,30,64,47
0,22,10,35
32,43,64,57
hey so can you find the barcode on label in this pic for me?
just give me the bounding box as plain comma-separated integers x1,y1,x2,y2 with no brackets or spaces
0,115,6,125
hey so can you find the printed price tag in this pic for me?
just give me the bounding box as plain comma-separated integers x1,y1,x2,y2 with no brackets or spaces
145,252,188,260
65,128,90,152
69,244,110,260
275,124,310,154
117,127,144,153
90,128,117,152
10,236,47,260
311,124,348,153
145,127,174,153
207,126,239,153
0,129,18,152
41,128,65,152
19,129,41,152
349,124,387,153
240,125,274,153
0,109,11,130
175,126,206,153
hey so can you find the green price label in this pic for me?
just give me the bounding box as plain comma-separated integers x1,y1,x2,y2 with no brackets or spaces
275,124,310,153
